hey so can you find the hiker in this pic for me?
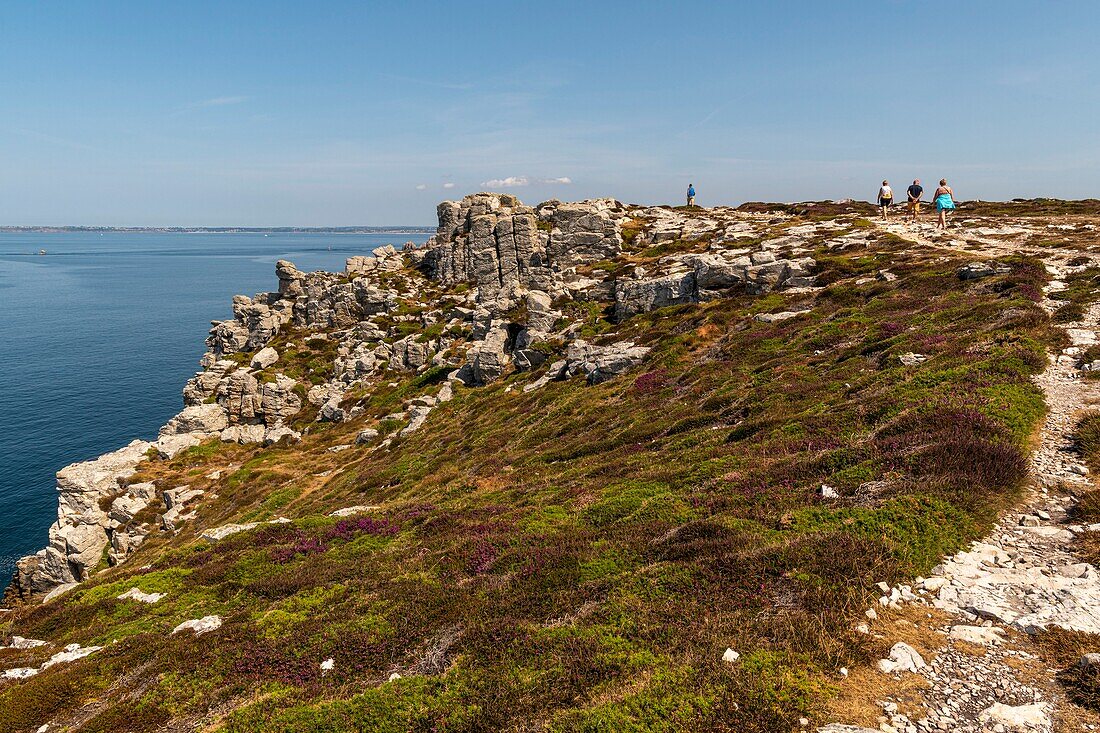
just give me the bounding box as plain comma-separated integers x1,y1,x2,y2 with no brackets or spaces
933,179,957,230
907,179,924,222
686,183,696,207
877,180,894,221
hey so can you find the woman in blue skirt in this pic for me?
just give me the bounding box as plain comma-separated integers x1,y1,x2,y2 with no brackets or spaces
933,179,956,230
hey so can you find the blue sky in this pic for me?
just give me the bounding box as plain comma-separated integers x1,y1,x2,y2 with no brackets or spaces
1,1,1098,226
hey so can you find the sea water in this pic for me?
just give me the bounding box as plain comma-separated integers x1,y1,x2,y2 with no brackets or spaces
0,231,428,592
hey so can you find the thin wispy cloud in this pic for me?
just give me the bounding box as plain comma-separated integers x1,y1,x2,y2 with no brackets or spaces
196,95,249,107
170,96,250,116
378,72,473,91
442,182,456,189
542,177,572,184
11,128,100,153
415,184,427,190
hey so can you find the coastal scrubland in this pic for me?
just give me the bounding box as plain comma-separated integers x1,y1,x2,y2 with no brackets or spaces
0,201,1084,732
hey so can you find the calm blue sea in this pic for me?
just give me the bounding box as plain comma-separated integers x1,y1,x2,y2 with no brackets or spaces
0,231,429,593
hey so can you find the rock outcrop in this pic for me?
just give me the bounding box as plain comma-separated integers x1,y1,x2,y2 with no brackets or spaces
11,440,151,598
419,193,544,296
10,194,818,602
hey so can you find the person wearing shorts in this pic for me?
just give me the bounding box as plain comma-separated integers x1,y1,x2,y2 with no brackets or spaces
878,180,894,221
686,183,696,207
907,179,923,222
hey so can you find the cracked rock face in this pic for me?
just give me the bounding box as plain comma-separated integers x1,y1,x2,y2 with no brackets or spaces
11,440,151,598
160,404,229,436
420,193,543,296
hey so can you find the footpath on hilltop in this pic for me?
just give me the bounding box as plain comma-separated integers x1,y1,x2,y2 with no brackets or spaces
5,194,1100,732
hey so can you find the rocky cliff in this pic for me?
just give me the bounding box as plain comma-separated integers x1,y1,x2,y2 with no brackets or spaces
10,194,818,603
9,195,1097,733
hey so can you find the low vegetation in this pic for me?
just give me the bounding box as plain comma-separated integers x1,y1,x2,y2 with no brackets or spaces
0,222,1059,731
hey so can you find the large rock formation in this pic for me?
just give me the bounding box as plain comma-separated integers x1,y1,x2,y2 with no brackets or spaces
419,193,544,296
10,194,821,602
12,440,151,598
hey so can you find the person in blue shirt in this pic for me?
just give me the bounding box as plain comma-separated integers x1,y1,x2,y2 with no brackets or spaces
906,180,924,222
686,184,696,207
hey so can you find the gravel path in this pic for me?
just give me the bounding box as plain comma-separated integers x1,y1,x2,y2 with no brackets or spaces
824,221,1100,733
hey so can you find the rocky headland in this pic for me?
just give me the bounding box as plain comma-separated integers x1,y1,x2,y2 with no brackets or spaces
10,194,818,604
6,194,1100,732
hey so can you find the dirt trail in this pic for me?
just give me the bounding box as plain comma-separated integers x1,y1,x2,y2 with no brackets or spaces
824,221,1100,733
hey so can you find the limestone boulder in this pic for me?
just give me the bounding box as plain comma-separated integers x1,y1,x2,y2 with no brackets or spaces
613,273,697,321
693,254,747,290
564,340,651,384
276,259,305,297
264,425,302,446
545,200,624,269
182,359,236,405
154,433,201,459
525,290,560,333
160,404,229,436
958,261,1011,280
469,322,512,385
220,424,266,444
876,642,926,674
250,346,279,370
172,615,223,636
261,375,303,424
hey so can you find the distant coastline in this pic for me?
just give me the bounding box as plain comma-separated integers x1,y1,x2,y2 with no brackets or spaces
0,225,435,234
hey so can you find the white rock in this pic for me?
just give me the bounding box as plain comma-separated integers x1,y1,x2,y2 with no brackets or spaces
160,404,229,436
329,505,381,517
41,643,102,670
753,310,801,323
263,424,301,446
220,424,266,445
250,346,279,370
200,517,289,542
320,657,335,674
43,583,78,603
154,433,202,459
722,647,740,663
117,587,165,604
4,636,47,650
172,615,222,636
922,576,946,592
948,625,1004,645
876,642,926,674
201,522,259,541
355,428,380,444
2,667,39,680
978,703,1049,731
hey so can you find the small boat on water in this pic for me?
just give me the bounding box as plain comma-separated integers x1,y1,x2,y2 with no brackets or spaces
38,249,46,255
